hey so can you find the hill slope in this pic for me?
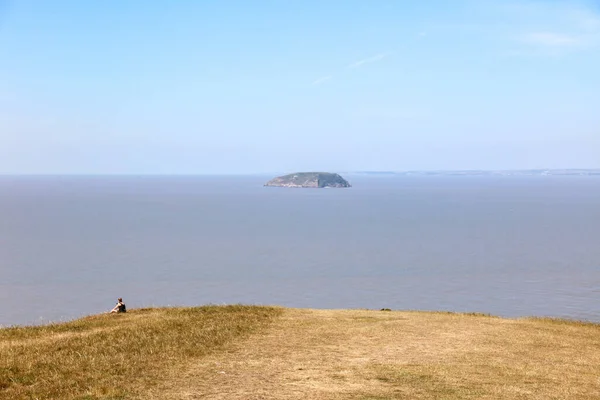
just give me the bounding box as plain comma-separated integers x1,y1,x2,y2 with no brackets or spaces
2,307,600,399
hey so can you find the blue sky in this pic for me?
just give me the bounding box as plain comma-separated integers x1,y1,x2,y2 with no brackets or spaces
1,0,599,174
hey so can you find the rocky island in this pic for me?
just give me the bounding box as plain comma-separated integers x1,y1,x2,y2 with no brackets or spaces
264,172,351,188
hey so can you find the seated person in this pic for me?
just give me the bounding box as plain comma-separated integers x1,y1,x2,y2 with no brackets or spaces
110,298,126,313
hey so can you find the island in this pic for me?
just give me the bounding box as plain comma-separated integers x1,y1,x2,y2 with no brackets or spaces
264,172,351,188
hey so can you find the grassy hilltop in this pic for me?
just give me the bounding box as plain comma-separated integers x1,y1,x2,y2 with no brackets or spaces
1,306,600,399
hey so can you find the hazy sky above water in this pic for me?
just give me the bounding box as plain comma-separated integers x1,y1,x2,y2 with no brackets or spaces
1,0,599,174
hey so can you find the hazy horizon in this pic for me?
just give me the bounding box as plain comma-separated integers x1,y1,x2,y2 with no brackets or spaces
1,167,600,177
1,0,599,174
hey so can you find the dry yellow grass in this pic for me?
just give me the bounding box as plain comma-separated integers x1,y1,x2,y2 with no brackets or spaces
2,307,599,399
159,309,600,400
0,305,281,399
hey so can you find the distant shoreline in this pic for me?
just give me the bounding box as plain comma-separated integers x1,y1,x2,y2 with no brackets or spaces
349,169,600,176
2,169,600,177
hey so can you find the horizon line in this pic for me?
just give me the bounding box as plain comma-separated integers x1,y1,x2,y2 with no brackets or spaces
1,168,600,177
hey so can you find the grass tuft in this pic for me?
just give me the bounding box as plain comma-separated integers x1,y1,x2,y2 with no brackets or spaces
524,316,600,327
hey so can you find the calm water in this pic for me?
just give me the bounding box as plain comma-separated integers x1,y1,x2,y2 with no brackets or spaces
1,175,599,326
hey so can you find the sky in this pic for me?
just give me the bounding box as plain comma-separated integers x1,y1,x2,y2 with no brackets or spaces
0,0,599,174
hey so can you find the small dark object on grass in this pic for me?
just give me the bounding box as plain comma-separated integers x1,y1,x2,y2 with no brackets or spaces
380,308,392,311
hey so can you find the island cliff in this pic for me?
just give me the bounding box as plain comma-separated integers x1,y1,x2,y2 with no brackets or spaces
264,172,351,188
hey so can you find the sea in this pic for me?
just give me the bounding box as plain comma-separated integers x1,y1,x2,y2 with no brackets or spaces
1,174,599,326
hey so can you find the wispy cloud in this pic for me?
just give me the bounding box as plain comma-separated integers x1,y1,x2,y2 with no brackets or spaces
347,52,391,69
309,50,392,86
510,1,600,54
522,32,582,47
518,30,599,56
434,1,600,56
572,8,600,32
310,76,332,86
